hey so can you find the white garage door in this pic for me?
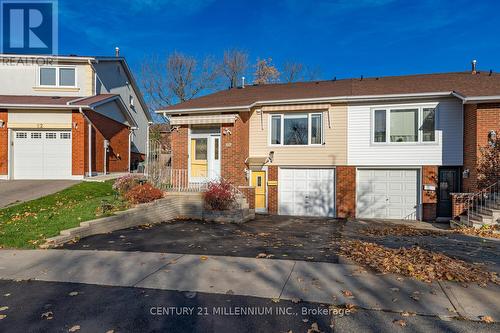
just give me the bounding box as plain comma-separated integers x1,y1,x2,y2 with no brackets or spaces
13,130,72,179
279,168,335,217
357,169,419,219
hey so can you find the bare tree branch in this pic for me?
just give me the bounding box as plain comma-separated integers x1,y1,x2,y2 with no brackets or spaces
220,49,248,88
140,52,220,110
281,61,322,82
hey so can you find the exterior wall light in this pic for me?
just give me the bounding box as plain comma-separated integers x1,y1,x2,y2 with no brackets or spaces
0,119,4,128
488,130,497,146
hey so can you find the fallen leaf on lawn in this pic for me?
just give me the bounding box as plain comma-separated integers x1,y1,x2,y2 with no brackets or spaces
105,330,115,333
410,295,420,301
342,290,354,298
390,288,400,292
225,290,234,295
345,303,357,311
0,306,8,312
41,311,54,320
393,319,407,327
200,256,208,261
291,297,301,304
256,253,267,259
68,325,80,332
0,314,6,320
68,291,78,296
266,254,275,259
271,298,280,303
3,294,10,297
302,318,309,323
480,315,494,323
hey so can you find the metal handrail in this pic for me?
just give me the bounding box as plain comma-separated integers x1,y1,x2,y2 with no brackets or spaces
465,180,500,225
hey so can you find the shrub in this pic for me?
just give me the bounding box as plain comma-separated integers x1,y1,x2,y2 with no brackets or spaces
113,174,142,195
204,179,236,211
125,183,164,204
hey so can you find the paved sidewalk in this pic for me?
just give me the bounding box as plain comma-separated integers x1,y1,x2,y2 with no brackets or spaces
0,249,498,322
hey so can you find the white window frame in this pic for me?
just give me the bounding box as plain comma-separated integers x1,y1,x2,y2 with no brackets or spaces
370,104,438,145
38,66,77,88
269,112,324,147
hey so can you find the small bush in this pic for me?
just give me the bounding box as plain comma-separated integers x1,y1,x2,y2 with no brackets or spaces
125,183,164,204
204,179,236,211
113,174,142,195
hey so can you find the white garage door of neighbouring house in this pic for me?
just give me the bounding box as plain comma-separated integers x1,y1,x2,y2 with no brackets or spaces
356,169,419,219
13,130,72,179
279,168,335,217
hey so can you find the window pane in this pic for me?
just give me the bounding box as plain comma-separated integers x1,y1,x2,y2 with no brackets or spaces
59,68,75,86
374,110,386,142
422,108,436,142
311,114,322,144
214,138,219,160
40,68,56,85
271,115,281,144
390,109,418,142
194,138,207,160
284,115,308,145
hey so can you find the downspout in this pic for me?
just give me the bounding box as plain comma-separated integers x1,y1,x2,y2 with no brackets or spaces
145,121,153,176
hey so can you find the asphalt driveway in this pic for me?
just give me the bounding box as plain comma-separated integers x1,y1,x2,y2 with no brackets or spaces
62,215,345,263
0,180,80,208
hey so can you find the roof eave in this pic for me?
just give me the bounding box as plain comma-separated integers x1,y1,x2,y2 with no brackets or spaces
157,91,458,114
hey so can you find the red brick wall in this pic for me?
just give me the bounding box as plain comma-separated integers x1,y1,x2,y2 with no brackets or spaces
463,103,500,192
268,165,278,214
0,110,8,176
221,112,250,186
72,111,86,176
171,125,188,170
451,193,469,219
336,166,356,218
238,186,255,209
463,104,478,192
84,111,130,173
422,165,438,221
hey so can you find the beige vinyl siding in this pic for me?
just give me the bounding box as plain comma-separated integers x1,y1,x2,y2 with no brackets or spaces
249,104,347,165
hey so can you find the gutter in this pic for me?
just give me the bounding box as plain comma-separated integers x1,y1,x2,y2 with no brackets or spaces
157,91,458,115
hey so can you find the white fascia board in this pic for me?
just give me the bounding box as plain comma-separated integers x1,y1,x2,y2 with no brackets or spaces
0,54,95,63
157,91,457,114
0,104,89,110
462,95,500,103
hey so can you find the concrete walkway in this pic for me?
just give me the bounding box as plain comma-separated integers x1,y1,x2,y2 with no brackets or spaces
0,249,498,322
0,180,79,208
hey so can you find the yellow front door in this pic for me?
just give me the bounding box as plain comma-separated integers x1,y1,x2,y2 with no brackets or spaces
252,171,266,210
190,138,208,178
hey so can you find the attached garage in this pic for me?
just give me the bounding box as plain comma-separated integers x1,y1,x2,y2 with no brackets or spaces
279,168,335,217
356,169,419,219
13,130,72,179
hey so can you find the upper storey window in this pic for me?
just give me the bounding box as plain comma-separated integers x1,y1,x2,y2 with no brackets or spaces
270,112,324,146
39,67,76,87
372,106,436,144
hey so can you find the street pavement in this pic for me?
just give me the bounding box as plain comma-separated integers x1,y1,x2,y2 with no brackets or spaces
0,249,499,323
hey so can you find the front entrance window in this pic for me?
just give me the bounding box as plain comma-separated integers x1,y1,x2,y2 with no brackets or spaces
191,138,208,178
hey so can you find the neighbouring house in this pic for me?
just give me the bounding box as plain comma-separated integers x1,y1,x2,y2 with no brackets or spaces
157,62,500,222
0,53,152,180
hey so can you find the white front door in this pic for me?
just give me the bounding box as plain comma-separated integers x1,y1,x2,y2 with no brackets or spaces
279,168,336,217
189,131,221,182
356,169,419,219
13,130,72,179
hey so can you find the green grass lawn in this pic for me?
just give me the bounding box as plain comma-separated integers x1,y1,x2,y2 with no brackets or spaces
0,181,127,249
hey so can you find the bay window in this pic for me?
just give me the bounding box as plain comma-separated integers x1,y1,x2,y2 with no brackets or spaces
372,106,436,143
270,113,323,146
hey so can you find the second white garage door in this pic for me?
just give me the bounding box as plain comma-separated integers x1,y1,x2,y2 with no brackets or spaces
356,169,419,219
13,130,72,179
279,168,335,217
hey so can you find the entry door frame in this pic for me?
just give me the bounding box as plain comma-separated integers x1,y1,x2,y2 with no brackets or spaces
188,127,221,183
437,166,461,218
